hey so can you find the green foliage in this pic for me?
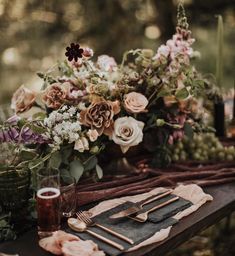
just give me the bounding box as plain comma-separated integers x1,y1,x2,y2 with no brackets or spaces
48,151,62,169
177,1,189,30
84,156,98,171
69,159,84,182
0,213,17,242
32,112,47,120
29,123,46,134
61,147,73,165
175,88,190,100
58,61,74,77
19,148,38,161
37,72,57,90
95,164,103,179
151,146,172,168
157,87,171,98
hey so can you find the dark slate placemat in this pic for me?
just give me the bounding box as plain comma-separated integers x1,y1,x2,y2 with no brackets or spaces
66,194,192,256
140,194,193,223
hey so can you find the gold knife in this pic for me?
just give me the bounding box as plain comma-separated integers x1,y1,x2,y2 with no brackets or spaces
109,189,173,219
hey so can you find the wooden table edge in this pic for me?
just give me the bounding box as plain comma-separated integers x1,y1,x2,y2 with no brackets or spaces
124,183,235,256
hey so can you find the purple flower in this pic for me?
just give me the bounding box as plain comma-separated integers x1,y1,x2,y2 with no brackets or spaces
7,115,20,125
0,126,47,144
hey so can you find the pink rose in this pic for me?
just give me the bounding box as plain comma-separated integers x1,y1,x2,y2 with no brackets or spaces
124,92,148,113
97,55,117,72
11,85,36,113
82,47,94,58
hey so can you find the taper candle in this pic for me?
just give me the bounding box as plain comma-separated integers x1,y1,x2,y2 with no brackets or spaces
216,15,224,88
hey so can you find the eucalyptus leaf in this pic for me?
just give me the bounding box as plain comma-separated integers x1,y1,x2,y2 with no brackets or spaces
60,168,71,178
157,88,171,98
19,149,38,161
70,159,84,182
17,119,27,128
33,112,47,120
48,151,62,169
95,164,103,179
29,124,46,134
61,147,72,165
28,158,44,170
193,79,204,88
84,156,98,171
175,88,189,100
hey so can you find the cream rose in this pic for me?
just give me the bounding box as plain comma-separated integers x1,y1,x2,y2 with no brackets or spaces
11,85,36,113
124,92,148,113
87,129,99,142
111,116,144,153
74,137,89,152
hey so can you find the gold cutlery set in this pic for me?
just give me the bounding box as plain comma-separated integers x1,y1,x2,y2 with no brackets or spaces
68,189,178,251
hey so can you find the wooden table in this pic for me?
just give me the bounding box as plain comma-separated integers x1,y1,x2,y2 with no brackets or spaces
0,183,234,256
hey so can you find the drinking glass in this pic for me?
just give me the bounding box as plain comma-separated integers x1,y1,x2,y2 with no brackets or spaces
36,168,61,238
60,175,77,218
0,169,30,211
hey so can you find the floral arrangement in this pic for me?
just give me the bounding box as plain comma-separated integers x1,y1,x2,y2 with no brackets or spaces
0,4,211,181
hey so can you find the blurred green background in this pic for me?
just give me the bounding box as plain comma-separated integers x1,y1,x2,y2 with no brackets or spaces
0,0,234,105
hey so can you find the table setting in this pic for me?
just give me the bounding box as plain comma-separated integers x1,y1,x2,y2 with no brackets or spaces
37,184,212,256
0,2,235,256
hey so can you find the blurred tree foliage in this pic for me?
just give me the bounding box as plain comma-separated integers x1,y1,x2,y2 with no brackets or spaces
0,0,234,104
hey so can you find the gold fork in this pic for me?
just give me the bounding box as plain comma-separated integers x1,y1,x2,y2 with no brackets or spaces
130,196,180,222
76,211,134,245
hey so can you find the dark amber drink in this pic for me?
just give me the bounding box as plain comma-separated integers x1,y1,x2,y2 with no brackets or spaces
37,187,61,237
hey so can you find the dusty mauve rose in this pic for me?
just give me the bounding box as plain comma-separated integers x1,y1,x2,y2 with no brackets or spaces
124,92,148,113
42,83,66,109
63,82,85,101
111,116,144,153
80,99,120,136
11,85,36,113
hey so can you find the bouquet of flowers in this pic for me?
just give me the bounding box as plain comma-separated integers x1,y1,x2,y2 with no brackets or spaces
0,4,211,181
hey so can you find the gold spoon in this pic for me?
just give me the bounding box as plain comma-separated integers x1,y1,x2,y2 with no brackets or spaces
67,218,124,251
